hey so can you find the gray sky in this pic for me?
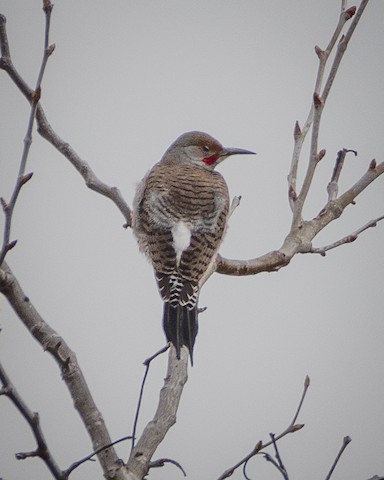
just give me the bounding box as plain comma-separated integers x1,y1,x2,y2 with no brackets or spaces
1,1,384,479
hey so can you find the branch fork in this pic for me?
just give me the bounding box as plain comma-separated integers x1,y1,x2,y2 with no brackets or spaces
0,2,382,480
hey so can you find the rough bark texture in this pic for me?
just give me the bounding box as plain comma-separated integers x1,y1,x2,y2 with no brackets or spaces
127,347,188,479
0,262,130,480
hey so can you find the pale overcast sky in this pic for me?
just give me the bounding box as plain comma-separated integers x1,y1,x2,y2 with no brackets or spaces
1,2,384,480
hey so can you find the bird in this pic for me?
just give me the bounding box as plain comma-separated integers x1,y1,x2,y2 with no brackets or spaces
132,131,255,364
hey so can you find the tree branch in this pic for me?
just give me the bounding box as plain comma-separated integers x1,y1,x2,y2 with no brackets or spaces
216,0,384,279
65,435,132,478
324,436,352,480
217,376,310,480
36,107,132,227
263,433,289,480
322,1,369,105
216,157,384,276
291,2,367,227
127,346,189,479
130,344,169,454
0,361,64,479
0,4,54,266
311,215,384,255
1,3,382,480
0,261,130,480
0,14,132,228
288,3,357,214
327,149,357,201
148,458,186,477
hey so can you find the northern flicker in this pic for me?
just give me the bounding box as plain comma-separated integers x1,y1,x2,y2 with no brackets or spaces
133,131,254,363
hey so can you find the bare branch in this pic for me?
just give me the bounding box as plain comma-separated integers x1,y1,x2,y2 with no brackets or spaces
143,344,170,366
149,457,187,477
311,215,384,255
216,250,289,276
261,453,288,480
65,435,132,477
288,4,357,215
217,376,309,480
324,436,352,480
1,4,381,480
289,1,369,230
217,159,384,276
0,361,64,479
127,346,189,479
130,345,169,454
291,0,363,227
0,14,132,228
292,374,310,425
215,1,381,278
327,149,357,201
36,107,132,227
222,441,263,480
313,161,384,233
228,195,242,219
0,261,130,480
322,1,369,105
0,5,53,266
267,433,289,480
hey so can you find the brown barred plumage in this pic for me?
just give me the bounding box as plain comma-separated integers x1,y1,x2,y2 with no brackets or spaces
133,131,254,363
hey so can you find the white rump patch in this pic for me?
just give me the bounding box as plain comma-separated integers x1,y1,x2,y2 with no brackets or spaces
172,221,191,265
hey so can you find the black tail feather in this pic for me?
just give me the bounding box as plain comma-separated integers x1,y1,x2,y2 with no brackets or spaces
163,303,198,365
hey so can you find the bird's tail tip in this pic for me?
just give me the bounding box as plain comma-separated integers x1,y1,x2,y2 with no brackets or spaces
163,303,198,365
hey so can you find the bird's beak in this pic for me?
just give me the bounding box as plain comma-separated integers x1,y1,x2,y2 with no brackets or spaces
221,147,256,157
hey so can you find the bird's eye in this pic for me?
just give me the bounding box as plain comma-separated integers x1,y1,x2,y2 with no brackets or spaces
203,145,210,152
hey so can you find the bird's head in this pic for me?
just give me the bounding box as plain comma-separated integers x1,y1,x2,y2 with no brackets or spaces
163,131,255,169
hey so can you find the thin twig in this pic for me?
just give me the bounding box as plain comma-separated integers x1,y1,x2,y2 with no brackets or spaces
0,10,65,480
327,149,358,201
0,5,54,266
290,2,369,227
130,344,169,454
149,457,187,477
311,215,384,255
143,344,170,367
288,3,356,216
322,1,369,104
269,433,289,480
0,361,64,479
261,451,288,480
324,436,352,480
217,376,309,480
292,374,310,425
65,435,132,477
0,14,132,228
228,195,242,219
242,459,252,480
229,446,260,480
